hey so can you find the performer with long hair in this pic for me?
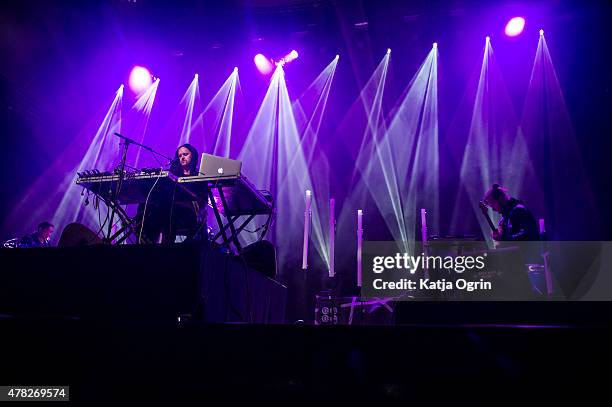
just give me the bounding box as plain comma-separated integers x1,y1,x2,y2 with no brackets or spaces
482,183,539,241
138,143,203,243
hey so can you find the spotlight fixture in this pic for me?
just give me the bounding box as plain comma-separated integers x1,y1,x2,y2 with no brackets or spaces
505,16,526,37
539,29,544,36
274,50,300,67
286,50,298,62
254,53,274,74
128,66,153,93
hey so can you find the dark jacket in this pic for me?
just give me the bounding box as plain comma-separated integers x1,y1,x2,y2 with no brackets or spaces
499,198,539,241
18,233,50,248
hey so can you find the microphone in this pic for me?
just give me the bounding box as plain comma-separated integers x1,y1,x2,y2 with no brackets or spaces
114,132,138,145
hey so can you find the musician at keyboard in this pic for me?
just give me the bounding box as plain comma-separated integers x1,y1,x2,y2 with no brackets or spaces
137,143,204,243
171,143,200,177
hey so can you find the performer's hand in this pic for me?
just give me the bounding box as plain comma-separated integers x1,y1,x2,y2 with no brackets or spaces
478,201,488,216
491,229,502,241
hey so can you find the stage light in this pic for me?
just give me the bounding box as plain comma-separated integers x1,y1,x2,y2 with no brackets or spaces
335,54,340,60
539,29,544,36
177,74,200,146
285,50,299,63
254,53,273,74
505,17,526,37
387,48,391,54
486,36,490,43
239,52,330,267
193,69,239,158
51,85,124,234
433,42,438,49
128,66,153,93
275,50,300,67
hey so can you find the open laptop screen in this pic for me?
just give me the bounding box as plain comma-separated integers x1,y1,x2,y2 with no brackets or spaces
198,153,242,177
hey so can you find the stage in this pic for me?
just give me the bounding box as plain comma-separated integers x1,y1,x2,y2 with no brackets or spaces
1,0,612,401
2,315,611,401
1,243,611,401
0,243,287,325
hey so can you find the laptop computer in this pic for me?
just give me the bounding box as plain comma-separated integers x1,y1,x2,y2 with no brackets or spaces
198,153,242,178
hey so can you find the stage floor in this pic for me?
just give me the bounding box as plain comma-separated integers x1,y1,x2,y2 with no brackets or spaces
1,316,611,401
2,243,611,401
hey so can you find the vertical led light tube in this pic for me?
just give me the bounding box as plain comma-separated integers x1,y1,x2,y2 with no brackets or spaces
328,198,335,278
302,190,312,270
357,209,363,287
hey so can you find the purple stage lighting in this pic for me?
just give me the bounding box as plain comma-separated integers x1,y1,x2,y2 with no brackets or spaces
254,54,273,74
128,66,153,93
505,17,526,37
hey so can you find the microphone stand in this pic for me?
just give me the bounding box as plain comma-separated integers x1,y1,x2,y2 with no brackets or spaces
114,132,173,163
105,133,174,244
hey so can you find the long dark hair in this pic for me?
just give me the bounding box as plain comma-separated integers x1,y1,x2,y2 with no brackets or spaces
170,143,199,176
